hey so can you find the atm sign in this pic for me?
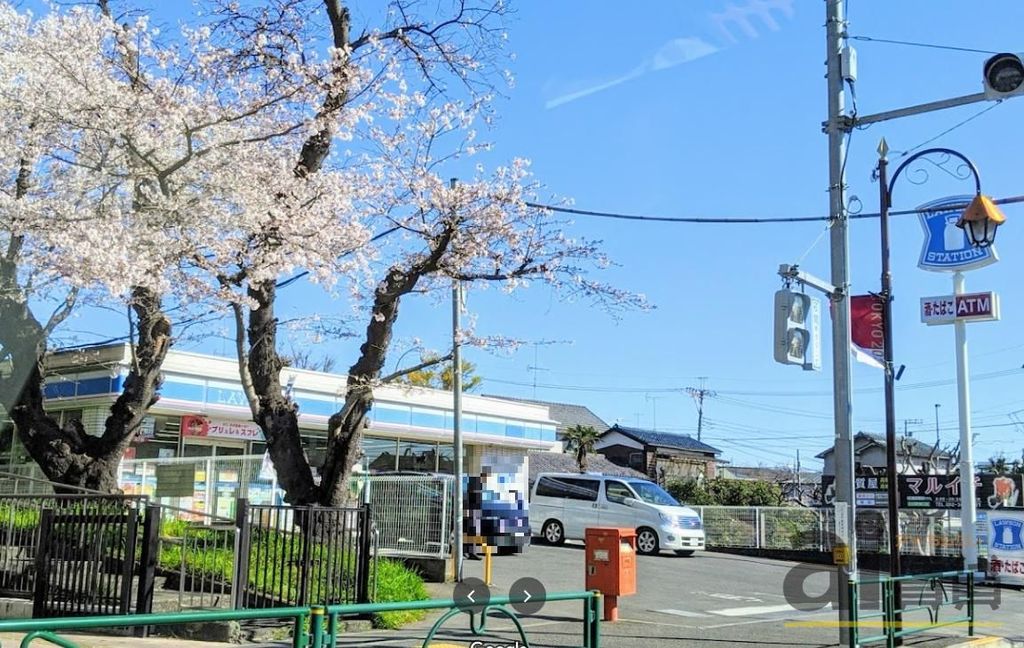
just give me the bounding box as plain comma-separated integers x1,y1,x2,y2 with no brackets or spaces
921,292,1000,326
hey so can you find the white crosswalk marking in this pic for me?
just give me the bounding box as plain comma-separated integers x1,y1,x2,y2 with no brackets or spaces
652,608,709,618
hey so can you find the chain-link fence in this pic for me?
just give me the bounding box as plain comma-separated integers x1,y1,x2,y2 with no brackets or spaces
695,506,983,558
365,475,454,558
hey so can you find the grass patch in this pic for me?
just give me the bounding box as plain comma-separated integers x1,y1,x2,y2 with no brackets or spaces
369,559,429,629
158,523,430,629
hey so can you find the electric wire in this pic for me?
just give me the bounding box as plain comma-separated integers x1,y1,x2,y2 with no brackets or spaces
849,35,999,56
894,101,1003,159
525,193,1024,225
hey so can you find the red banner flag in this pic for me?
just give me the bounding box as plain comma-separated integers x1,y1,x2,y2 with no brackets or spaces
850,294,884,369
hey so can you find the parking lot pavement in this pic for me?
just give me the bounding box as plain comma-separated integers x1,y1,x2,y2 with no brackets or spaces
328,541,1024,648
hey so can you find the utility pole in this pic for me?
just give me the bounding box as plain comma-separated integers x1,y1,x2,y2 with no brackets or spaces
685,379,714,442
935,404,942,446
824,1,858,641
903,419,923,438
451,179,464,583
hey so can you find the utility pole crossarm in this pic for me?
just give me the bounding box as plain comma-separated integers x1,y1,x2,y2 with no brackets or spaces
778,264,841,298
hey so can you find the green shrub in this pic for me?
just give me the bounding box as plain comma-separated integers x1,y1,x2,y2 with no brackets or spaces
666,477,784,507
156,524,430,630
370,559,428,629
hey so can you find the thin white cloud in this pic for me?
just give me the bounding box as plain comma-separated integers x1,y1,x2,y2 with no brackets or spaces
545,37,718,110
651,37,719,71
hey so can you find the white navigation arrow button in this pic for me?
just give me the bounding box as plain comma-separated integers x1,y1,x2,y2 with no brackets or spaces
523,590,532,603
467,590,476,604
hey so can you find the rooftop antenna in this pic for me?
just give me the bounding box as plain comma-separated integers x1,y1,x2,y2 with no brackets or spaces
527,343,549,399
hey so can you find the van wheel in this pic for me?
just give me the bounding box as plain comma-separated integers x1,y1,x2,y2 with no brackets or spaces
542,520,565,545
636,527,660,555
674,550,695,557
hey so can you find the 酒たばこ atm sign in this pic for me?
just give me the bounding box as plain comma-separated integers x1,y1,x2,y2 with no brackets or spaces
920,292,1000,326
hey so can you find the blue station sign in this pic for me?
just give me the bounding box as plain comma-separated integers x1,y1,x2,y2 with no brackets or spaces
918,195,999,272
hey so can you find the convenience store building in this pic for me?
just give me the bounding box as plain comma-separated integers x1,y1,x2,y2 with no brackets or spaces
22,344,558,518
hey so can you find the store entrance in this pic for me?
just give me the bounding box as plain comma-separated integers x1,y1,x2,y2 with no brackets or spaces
179,437,248,518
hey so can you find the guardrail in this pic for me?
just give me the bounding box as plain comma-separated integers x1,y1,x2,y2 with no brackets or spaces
849,570,974,647
0,589,603,648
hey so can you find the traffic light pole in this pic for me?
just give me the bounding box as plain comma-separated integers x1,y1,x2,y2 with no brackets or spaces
824,1,858,642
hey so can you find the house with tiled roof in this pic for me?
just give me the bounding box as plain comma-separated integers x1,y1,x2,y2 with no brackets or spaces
527,450,645,487
595,424,722,483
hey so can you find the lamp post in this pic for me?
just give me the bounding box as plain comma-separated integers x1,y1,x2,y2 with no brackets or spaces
876,141,1006,638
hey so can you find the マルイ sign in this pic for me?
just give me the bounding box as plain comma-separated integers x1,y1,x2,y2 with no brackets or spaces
920,291,1000,326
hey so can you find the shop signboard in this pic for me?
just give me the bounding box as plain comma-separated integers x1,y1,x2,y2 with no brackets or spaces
986,510,1024,585
181,415,264,441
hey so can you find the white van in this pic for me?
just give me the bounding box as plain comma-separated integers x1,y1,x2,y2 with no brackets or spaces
529,472,705,556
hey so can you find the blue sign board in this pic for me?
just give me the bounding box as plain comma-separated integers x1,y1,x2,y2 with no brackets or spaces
918,195,998,272
992,517,1024,551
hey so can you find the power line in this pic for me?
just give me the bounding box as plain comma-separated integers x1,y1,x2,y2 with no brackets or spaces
849,35,999,56
893,102,1003,158
525,194,1024,225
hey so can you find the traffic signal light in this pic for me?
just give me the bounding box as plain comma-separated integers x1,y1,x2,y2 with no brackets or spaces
773,289,821,371
983,53,1024,100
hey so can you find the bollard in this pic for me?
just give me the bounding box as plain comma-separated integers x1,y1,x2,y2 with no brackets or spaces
483,544,493,586
309,606,325,648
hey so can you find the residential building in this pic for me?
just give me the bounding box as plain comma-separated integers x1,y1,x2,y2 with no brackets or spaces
527,450,645,488
594,424,722,483
816,431,955,477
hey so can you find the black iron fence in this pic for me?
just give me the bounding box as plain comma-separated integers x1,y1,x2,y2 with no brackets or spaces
0,489,375,618
0,495,157,618
234,500,373,609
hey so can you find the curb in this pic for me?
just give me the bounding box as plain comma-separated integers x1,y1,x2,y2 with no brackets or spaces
945,637,1018,648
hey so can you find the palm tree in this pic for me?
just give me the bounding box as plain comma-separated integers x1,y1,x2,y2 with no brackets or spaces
563,424,601,473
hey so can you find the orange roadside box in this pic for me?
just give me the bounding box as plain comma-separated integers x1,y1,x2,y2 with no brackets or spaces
585,527,636,621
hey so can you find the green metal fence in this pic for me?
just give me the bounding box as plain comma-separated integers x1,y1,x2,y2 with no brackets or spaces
0,589,602,648
848,570,974,647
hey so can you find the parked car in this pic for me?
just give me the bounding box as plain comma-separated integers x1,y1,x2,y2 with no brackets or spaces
529,472,705,556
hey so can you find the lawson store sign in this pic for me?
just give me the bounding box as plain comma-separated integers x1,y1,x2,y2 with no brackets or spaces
918,195,998,272
985,510,1024,584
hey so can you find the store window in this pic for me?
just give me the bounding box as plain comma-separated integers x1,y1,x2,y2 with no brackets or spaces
302,433,329,469
364,437,398,472
397,441,437,472
437,443,454,474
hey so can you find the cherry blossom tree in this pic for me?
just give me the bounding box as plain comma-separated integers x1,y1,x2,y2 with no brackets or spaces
195,0,647,506
0,1,363,490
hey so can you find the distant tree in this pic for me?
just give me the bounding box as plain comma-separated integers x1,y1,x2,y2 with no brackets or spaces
563,424,601,473
990,454,1010,475
400,359,482,392
281,346,337,374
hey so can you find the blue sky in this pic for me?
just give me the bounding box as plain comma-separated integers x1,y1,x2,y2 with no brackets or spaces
49,1,1024,471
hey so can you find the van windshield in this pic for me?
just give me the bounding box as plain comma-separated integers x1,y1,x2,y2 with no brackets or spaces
628,481,680,506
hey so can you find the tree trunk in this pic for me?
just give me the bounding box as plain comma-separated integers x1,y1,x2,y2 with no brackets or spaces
318,266,425,506
246,279,319,504
3,287,171,492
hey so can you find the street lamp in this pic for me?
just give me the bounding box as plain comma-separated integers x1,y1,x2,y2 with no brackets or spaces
957,194,1006,248
876,141,1007,638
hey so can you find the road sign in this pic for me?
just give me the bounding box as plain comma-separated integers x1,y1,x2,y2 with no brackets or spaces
918,196,999,272
833,545,851,566
920,291,1000,326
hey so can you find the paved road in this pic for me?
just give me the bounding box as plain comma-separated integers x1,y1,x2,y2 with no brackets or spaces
3,544,1018,647
330,542,1024,648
